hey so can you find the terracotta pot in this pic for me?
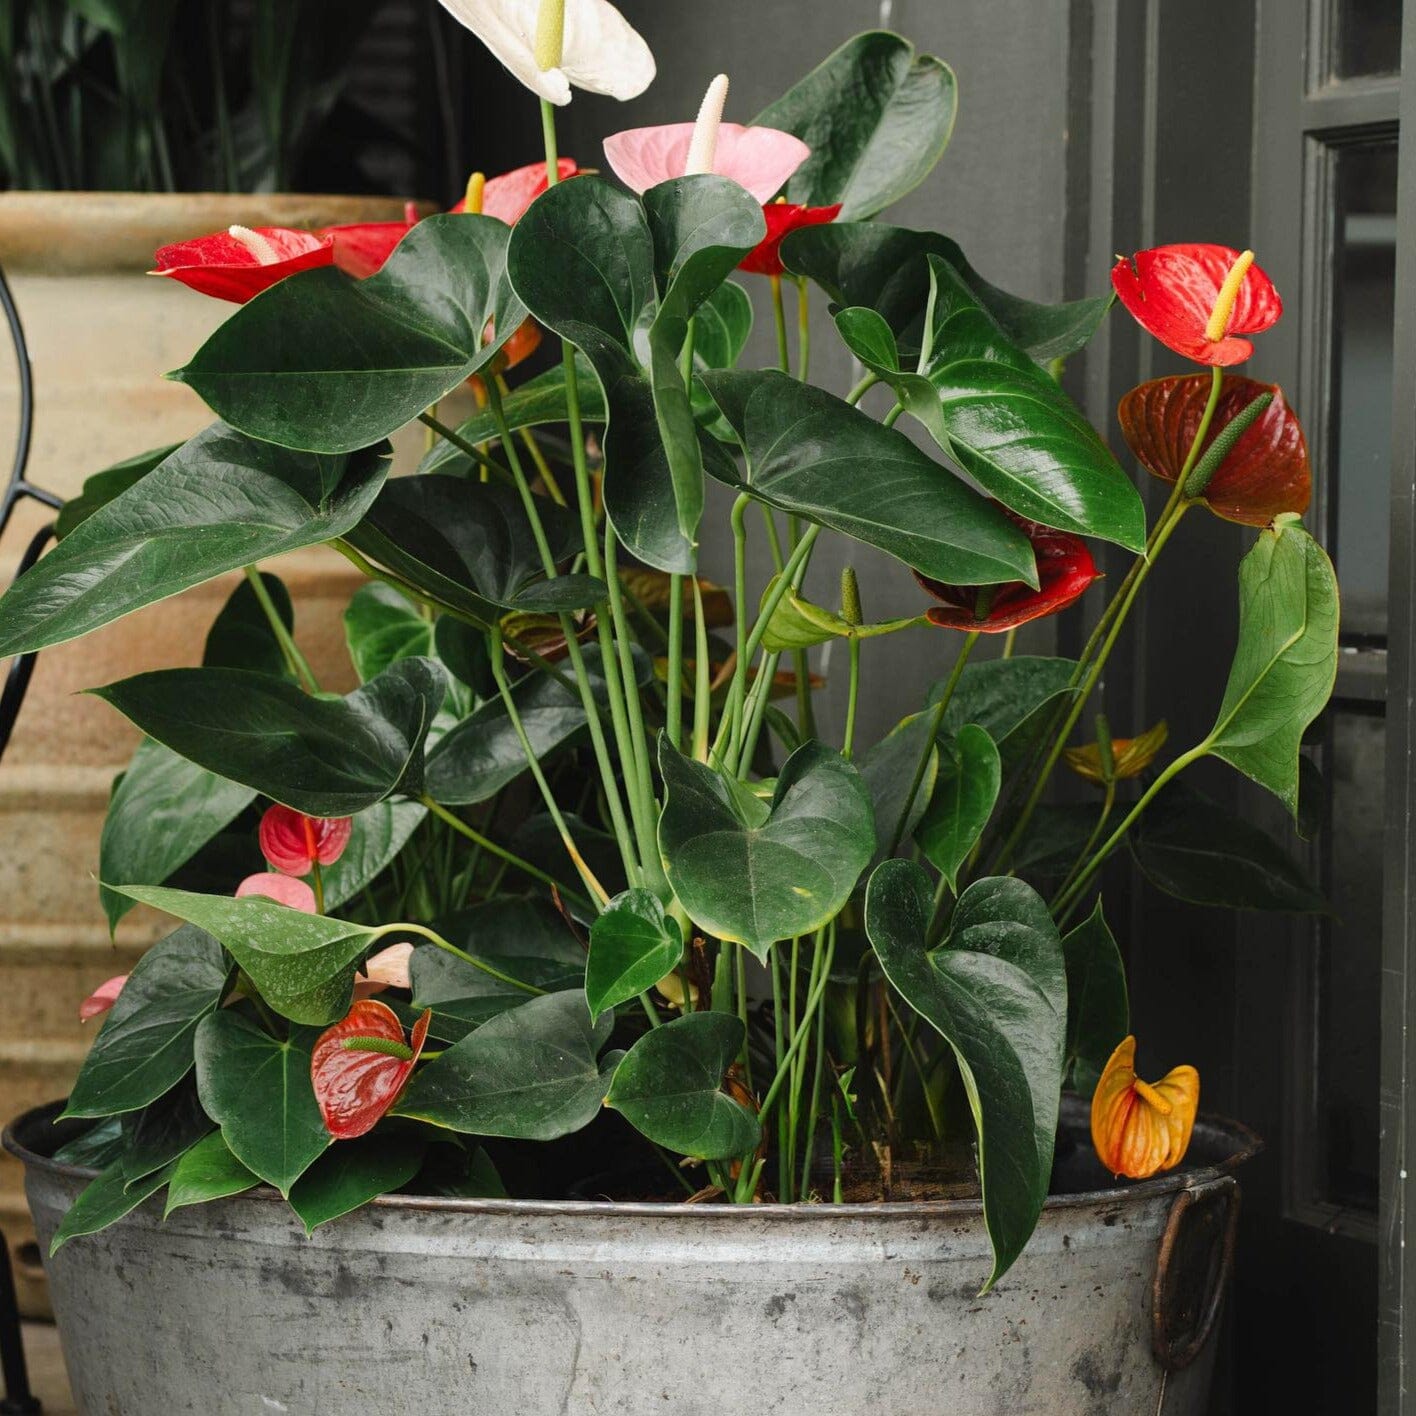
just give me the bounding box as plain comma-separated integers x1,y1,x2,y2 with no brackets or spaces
0,190,443,1315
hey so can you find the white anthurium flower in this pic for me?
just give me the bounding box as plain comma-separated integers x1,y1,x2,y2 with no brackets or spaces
436,0,655,106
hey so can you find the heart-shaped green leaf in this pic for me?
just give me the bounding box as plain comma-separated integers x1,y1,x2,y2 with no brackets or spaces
172,215,526,453
0,427,389,656
119,1079,213,1188
52,1118,125,1171
288,1132,428,1234
699,370,1037,587
54,442,179,540
319,799,428,910
346,477,590,625
937,656,1078,768
783,222,1113,365
659,738,875,960
112,884,380,1024
1061,902,1128,1097
163,1130,260,1215
755,31,957,219
98,738,257,933
203,572,295,678
194,1010,329,1196
605,1012,760,1159
1204,517,1339,815
858,712,939,864
586,889,684,1018
396,991,614,1140
344,583,434,683
916,724,1002,889
92,657,445,817
865,862,1065,1290
49,1157,174,1255
63,925,229,1119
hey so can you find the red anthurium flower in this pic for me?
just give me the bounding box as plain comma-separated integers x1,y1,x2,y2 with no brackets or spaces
152,224,334,303
450,158,579,222
915,511,1102,633
79,975,127,1023
320,201,421,278
258,804,353,877
235,873,317,912
739,201,841,277
311,1000,431,1140
1118,373,1311,526
1111,244,1282,366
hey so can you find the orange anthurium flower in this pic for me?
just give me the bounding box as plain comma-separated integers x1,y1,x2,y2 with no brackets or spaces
1091,1036,1199,1180
311,1000,431,1141
258,805,353,877
1065,721,1169,786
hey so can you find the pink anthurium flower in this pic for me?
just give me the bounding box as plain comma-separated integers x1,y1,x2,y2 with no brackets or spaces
353,942,415,999
449,158,580,222
235,873,317,912
151,225,334,303
311,1000,431,1140
79,975,128,1023
258,805,353,878
740,200,842,277
604,72,809,204
435,0,655,107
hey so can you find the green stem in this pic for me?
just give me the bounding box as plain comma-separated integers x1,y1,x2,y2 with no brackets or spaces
666,572,685,751
417,412,514,486
725,493,753,763
310,859,325,914
795,277,811,382
374,918,546,995
759,925,835,1126
843,636,862,758
243,567,316,692
845,372,879,406
692,577,712,761
770,275,791,372
887,632,979,856
1052,778,1116,907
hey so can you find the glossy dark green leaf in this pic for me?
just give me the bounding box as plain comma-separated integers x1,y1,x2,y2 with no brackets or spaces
1061,902,1128,1097
755,31,957,219
417,1142,506,1198
114,884,380,1024
1130,784,1328,913
0,427,389,656
193,1010,328,1195
54,442,179,540
865,863,1065,1289
287,1132,427,1234
857,711,938,865
586,889,683,1018
700,370,1037,587
98,738,256,933
346,476,586,625
783,222,1113,365
63,925,229,1119
319,799,428,911
52,1117,125,1171
692,279,754,372
658,738,875,960
1009,802,1104,880
1204,518,1340,815
172,215,526,453
937,657,1078,766
605,1012,760,1159
49,1157,173,1254
916,724,1001,889
344,583,433,682
396,991,614,1140
511,811,629,905
92,657,444,816
119,1079,213,1188
203,572,294,677
163,1130,260,1215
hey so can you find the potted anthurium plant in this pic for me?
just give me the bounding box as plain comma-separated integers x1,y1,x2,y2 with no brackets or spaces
0,2,1333,1411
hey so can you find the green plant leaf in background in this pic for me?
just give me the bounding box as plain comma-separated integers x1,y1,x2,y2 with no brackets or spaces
1204,517,1339,815
119,1079,213,1188
865,863,1066,1290
658,738,875,960
396,991,615,1140
288,1132,428,1234
203,572,295,677
112,885,380,1025
782,222,1114,365
63,925,229,1119
1060,902,1128,1097
319,800,428,911
54,442,179,540
163,1130,260,1215
916,724,1001,890
0,427,388,657
755,31,957,220
92,657,445,816
193,1011,328,1196
344,583,433,683
586,889,684,1018
700,370,1037,587
858,713,939,864
172,216,526,453
937,657,1079,769
759,574,924,652
606,1012,761,1159
48,1158,173,1255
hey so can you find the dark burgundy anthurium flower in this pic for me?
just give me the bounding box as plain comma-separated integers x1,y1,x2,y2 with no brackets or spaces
1118,373,1311,527
739,201,841,277
1110,244,1282,366
258,804,353,878
915,511,1102,633
151,224,333,303
311,999,431,1141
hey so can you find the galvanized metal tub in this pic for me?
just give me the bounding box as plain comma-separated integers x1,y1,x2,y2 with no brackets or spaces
7,1098,1257,1415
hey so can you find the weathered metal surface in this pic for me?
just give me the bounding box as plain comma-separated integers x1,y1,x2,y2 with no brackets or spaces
7,1100,1256,1415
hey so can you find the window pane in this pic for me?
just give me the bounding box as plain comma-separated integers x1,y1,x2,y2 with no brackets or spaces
1332,141,1397,639
1328,0,1403,79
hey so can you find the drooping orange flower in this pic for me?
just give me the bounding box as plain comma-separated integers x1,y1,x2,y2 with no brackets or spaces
1091,1035,1199,1180
1065,721,1169,786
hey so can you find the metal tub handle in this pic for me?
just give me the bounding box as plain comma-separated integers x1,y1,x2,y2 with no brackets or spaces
1151,1173,1241,1372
